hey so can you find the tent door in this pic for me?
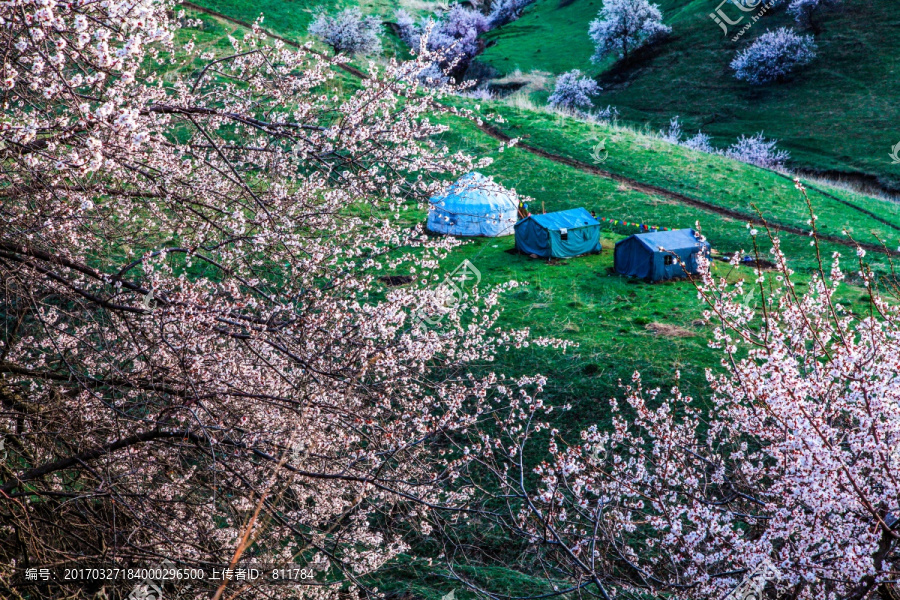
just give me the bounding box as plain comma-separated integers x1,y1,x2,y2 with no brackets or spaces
657,252,683,281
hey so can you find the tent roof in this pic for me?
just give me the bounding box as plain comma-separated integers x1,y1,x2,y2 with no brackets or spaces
527,208,599,231
619,229,707,252
429,172,518,215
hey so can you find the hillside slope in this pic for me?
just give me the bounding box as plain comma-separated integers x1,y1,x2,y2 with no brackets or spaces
173,5,900,597
180,0,900,422
180,1,900,390
479,0,900,191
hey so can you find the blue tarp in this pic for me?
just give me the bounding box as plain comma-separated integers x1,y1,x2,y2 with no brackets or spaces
427,172,519,237
614,229,710,282
514,208,601,258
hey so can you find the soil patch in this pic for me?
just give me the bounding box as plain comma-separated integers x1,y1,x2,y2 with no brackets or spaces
378,275,415,287
646,322,696,337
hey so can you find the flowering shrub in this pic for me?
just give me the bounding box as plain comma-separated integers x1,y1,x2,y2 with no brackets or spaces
589,0,671,62
731,27,817,84
659,115,683,143
655,120,787,169
726,132,791,169
0,1,555,597
480,188,900,599
587,105,621,123
464,87,496,101
547,70,601,111
683,131,715,153
309,7,383,55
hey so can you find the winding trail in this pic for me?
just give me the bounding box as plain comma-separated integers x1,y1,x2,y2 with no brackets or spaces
769,170,900,233
474,123,898,256
181,0,899,257
180,1,368,79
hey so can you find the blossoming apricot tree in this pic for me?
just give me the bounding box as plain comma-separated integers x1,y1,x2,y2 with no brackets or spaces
0,1,536,597
476,188,900,600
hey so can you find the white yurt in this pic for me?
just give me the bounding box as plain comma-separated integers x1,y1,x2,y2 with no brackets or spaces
426,172,519,237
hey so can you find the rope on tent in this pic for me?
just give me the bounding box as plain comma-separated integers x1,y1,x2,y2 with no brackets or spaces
598,216,673,232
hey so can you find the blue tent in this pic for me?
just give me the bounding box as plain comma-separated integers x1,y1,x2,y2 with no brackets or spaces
614,229,710,282
427,172,519,237
514,208,601,258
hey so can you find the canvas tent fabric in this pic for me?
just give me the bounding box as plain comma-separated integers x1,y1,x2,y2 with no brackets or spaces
514,208,601,258
614,229,710,282
426,172,519,237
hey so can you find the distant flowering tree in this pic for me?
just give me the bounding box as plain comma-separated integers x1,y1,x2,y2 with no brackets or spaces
731,27,817,84
789,0,841,32
439,5,492,41
0,1,557,597
309,7,383,55
415,62,451,87
726,132,791,169
547,70,601,111
589,0,671,62
488,0,536,28
396,6,490,79
478,186,900,599
395,8,418,44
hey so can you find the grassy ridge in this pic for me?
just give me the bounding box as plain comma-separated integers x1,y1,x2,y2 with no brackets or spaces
186,0,436,44
429,108,891,432
187,0,364,41
479,0,900,189
475,101,900,254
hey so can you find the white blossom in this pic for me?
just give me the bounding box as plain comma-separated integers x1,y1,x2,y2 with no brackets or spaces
309,7,383,55
589,0,671,62
547,70,601,111
731,27,817,85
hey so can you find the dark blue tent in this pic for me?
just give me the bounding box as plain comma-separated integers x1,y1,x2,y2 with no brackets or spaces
614,229,710,282
514,208,601,258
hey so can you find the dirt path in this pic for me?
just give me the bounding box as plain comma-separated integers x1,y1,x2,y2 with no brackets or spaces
474,123,897,256
179,1,368,79
180,0,898,257
768,170,900,233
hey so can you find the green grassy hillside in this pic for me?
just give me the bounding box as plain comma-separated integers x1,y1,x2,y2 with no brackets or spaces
174,5,900,597
189,0,900,192
182,0,900,524
479,0,900,190
432,100,898,410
